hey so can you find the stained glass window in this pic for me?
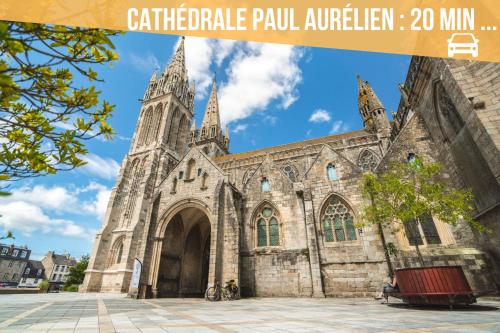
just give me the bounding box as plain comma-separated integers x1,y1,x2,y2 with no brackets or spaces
358,150,379,172
257,219,267,247
256,205,280,247
283,165,297,182
321,196,357,242
327,163,337,180
405,213,441,246
116,243,123,264
420,213,441,245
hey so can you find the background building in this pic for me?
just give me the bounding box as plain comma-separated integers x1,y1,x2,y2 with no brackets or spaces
0,243,31,287
82,40,500,298
41,251,76,291
18,260,45,288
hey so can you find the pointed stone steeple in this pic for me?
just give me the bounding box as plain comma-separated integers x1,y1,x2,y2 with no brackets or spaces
165,36,186,75
357,75,390,136
201,79,221,131
142,37,194,111
194,78,229,157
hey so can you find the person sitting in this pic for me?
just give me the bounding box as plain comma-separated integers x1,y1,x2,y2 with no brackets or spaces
375,275,399,303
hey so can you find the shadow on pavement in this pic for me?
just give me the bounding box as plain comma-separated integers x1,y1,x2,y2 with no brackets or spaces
386,303,498,311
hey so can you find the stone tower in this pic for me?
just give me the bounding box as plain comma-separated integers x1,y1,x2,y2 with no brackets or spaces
81,37,195,292
357,75,391,138
190,79,230,157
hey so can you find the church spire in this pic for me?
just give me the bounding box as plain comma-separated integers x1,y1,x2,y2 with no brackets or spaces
165,36,186,74
201,78,221,130
357,75,390,135
194,78,229,157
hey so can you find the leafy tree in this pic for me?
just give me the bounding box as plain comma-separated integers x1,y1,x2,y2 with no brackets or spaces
0,22,120,184
0,230,14,240
64,255,89,288
361,156,480,266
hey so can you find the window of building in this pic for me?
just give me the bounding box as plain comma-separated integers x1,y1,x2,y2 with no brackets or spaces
404,213,441,246
178,171,184,179
37,269,42,276
2,273,8,280
21,277,26,283
261,178,270,192
283,165,297,182
8,261,13,268
326,163,338,181
34,278,39,284
52,274,56,280
197,168,202,177
12,273,17,280
358,150,379,172
25,267,30,275
210,126,216,138
256,205,280,247
20,251,27,258
116,243,124,264
0,247,7,255
55,265,59,271
12,249,18,257
321,196,357,242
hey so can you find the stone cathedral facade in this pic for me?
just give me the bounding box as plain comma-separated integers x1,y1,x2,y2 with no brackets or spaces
82,38,500,298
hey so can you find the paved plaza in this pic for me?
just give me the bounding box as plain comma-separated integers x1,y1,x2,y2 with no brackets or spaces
0,293,499,333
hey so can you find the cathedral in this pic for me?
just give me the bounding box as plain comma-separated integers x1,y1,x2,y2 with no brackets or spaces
82,38,500,298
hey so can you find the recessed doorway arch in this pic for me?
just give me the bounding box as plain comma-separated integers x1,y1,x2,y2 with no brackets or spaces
151,202,212,298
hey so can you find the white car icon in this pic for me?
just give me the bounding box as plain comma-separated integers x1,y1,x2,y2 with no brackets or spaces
447,33,479,58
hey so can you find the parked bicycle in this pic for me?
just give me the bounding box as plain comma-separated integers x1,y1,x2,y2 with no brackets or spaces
205,280,239,301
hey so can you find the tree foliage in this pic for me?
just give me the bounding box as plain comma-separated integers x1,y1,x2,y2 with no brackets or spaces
64,255,89,288
361,156,480,264
0,22,120,182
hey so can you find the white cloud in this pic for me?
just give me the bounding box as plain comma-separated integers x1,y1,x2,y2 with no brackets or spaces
0,201,95,239
309,109,331,123
176,37,303,124
79,182,112,219
330,121,350,134
8,185,77,213
232,124,248,133
80,153,120,180
219,43,303,125
180,37,238,99
128,52,160,74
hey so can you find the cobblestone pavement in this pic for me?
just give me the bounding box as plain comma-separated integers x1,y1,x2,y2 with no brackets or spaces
0,293,499,332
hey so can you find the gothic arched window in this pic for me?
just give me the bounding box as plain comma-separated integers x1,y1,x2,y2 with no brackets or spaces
404,213,441,246
283,165,297,182
321,196,356,242
326,163,338,181
116,242,124,264
358,150,379,172
261,178,270,192
255,205,280,247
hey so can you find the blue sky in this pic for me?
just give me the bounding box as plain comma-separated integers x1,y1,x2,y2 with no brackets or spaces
0,32,409,261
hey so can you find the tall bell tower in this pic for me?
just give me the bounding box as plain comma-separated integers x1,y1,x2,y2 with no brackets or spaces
82,37,195,293
357,75,391,138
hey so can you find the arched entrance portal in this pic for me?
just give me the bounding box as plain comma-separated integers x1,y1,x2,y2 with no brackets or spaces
156,207,211,297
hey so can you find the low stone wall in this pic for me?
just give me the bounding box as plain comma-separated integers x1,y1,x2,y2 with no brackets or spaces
240,249,313,297
0,288,40,294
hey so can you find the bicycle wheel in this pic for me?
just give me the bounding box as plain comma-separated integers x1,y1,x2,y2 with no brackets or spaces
229,286,239,300
205,286,220,301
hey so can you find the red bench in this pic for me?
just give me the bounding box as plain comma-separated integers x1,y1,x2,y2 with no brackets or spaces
387,266,476,307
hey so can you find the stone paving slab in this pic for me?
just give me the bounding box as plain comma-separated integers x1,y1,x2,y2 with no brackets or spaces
0,293,498,332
